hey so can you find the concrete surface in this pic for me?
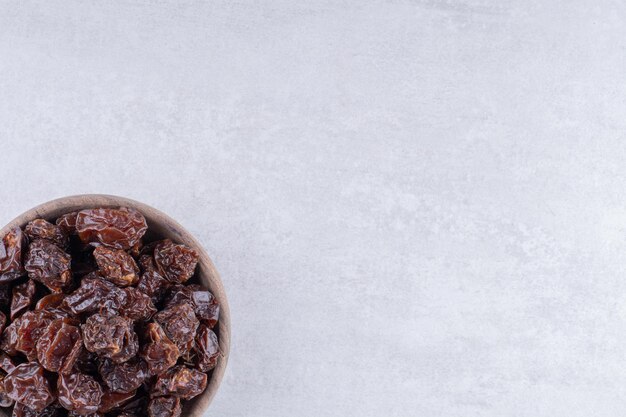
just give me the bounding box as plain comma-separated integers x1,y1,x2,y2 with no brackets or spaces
1,1,626,416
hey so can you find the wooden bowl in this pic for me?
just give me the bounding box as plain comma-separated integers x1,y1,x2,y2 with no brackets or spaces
0,194,230,417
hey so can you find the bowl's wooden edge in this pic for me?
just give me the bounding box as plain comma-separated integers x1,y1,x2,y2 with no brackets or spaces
0,194,230,417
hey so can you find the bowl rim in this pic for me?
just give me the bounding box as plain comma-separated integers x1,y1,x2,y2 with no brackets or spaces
0,194,230,416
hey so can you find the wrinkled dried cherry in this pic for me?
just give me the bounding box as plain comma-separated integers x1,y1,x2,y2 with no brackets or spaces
82,314,138,363
3,362,55,411
151,366,207,400
93,246,139,287
24,240,71,293
75,208,147,250
57,372,103,415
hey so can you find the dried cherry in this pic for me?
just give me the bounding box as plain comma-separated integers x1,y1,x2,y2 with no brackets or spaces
99,359,147,394
10,280,36,320
75,208,147,250
0,228,26,282
147,396,181,417
55,211,79,235
154,303,199,353
93,246,139,287
24,219,68,250
121,287,156,321
57,373,103,415
36,318,82,374
151,366,207,400
195,325,220,372
166,285,219,328
11,402,61,417
140,323,179,377
62,275,126,315
3,362,55,411
153,240,198,284
82,314,138,363
24,240,71,293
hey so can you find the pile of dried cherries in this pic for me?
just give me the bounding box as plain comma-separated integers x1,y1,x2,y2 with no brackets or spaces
0,207,220,417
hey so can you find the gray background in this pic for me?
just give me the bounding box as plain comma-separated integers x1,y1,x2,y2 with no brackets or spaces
1,0,625,416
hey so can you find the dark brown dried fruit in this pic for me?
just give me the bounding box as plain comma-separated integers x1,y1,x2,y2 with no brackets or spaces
166,285,219,328
37,318,83,374
140,323,179,377
24,240,72,293
98,390,136,413
57,373,103,415
151,366,207,400
153,240,198,284
4,310,65,361
93,247,139,287
82,314,138,363
11,280,36,320
11,402,61,417
0,373,14,407
137,269,171,304
62,275,126,315
154,303,199,353
55,211,79,235
0,352,16,373
147,396,181,417
99,359,147,394
3,362,55,411
75,208,147,250
24,219,68,250
195,325,220,372
0,228,26,282
121,287,156,321
35,293,66,310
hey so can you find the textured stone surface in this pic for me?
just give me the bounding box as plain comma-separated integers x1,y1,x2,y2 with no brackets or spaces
2,1,626,416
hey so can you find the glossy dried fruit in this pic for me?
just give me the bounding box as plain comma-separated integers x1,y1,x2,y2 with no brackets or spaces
24,219,68,249
137,269,171,304
195,325,220,372
140,323,179,377
93,247,139,287
0,228,26,282
0,373,14,407
24,240,72,293
11,403,61,417
98,390,136,413
4,310,64,361
0,352,16,373
57,373,103,415
153,240,198,284
3,362,55,411
121,288,156,321
62,275,126,315
166,285,219,328
11,280,36,320
151,366,207,400
35,293,66,310
82,314,138,363
154,303,199,353
55,211,79,235
148,396,181,417
99,359,147,394
37,318,82,374
75,208,147,250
